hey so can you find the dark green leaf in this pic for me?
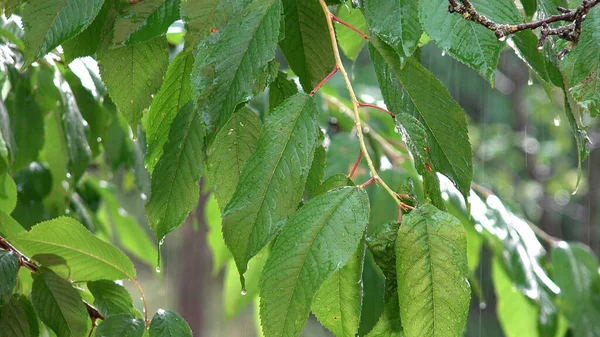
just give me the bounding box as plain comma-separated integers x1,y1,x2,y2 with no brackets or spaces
222,93,320,278
13,162,53,203
336,6,367,61
0,99,16,174
362,0,420,57
95,314,145,337
113,0,179,45
0,173,17,214
260,187,369,337
268,71,298,114
31,268,90,337
17,295,39,337
191,0,281,130
521,0,536,17
305,140,326,200
206,107,262,211
11,217,136,281
21,0,105,65
279,0,335,91
369,37,473,200
146,102,205,242
149,309,192,337
145,50,194,174
62,0,112,63
0,250,18,303
396,204,470,337
87,280,140,318
98,36,169,131
0,295,31,337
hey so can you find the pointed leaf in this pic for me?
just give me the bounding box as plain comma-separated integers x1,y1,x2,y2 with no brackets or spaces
191,0,281,130
369,38,472,200
222,93,320,277
149,309,192,337
146,102,205,242
113,0,179,45
98,37,168,131
396,204,470,337
60,82,92,184
96,314,145,337
31,268,90,337
145,51,194,174
0,173,17,214
11,217,136,281
0,295,32,337
260,187,369,337
16,296,39,337
88,280,140,319
21,0,105,64
336,7,367,61
223,251,267,319
362,0,420,57
268,71,298,114
279,0,335,91
206,107,262,211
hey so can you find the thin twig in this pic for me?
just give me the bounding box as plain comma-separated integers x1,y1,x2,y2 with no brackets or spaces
359,102,396,118
331,14,369,40
132,279,149,327
349,150,363,178
310,67,338,96
318,0,402,208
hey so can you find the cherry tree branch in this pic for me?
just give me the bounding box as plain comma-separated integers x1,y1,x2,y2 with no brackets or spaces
448,0,600,58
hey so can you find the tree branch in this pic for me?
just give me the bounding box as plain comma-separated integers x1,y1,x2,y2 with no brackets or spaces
448,0,600,58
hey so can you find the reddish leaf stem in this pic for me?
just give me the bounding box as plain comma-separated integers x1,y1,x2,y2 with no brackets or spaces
359,177,377,188
330,14,369,40
359,102,396,118
310,67,339,96
349,150,363,178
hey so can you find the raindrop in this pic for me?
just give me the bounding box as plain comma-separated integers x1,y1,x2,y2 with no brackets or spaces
537,45,544,51
155,266,161,273
498,35,507,42
241,289,247,296
159,238,165,246
140,193,148,201
479,302,487,309
441,50,447,57
65,209,71,215
553,116,561,126
66,172,72,179
96,137,102,143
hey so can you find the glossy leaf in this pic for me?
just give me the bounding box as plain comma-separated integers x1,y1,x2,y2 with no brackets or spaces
146,102,205,242
370,37,472,200
31,268,90,337
62,0,112,63
396,204,470,337
222,93,320,278
191,0,281,130
95,314,145,337
206,107,262,211
98,37,168,131
0,173,17,214
362,0,420,57
113,0,179,45
145,51,194,174
0,250,18,303
279,0,335,91
336,7,368,61
260,187,369,337
149,309,192,337
0,295,32,337
21,0,104,65
11,217,136,281
87,280,140,319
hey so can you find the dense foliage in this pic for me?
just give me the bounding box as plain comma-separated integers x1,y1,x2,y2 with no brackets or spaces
0,0,599,336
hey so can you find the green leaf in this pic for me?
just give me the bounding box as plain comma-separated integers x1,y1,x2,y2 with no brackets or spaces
180,0,251,51
222,93,320,278
146,102,205,242
0,250,18,303
279,0,335,91
268,71,298,114
98,36,169,131
305,140,326,200
2,0,21,18
510,31,564,88
260,187,370,337
145,50,194,174
563,93,590,190
369,37,472,200
87,280,140,319
206,107,261,210
223,251,267,319
0,209,25,238
492,260,539,337
205,195,231,274
62,0,112,63
0,173,17,214
191,0,281,130
336,6,367,61
31,268,90,337
552,242,600,336
314,173,353,198
113,0,179,45
16,295,39,337
21,0,105,65
11,217,136,281
0,99,16,174
95,314,145,337
362,0,420,57
312,241,365,337
149,309,192,337
396,204,470,337
0,295,31,337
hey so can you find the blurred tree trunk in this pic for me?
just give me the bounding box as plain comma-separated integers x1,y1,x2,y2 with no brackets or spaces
178,180,212,335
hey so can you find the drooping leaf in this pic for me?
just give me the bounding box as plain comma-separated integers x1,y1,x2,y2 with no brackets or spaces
396,204,470,337
222,93,320,278
11,217,136,281
205,195,231,275
370,37,472,200
191,0,281,130
268,71,298,114
31,268,90,337
362,0,420,57
149,309,192,337
87,280,140,319
113,0,179,45
0,173,17,214
145,50,194,174
563,93,590,190
21,0,105,65
95,314,145,337
98,36,169,131
146,102,205,242
279,0,335,91
336,6,368,61
312,240,365,337
260,187,369,337
223,251,268,319
0,250,18,303
206,107,262,211
0,295,31,337
62,0,112,63
510,31,564,88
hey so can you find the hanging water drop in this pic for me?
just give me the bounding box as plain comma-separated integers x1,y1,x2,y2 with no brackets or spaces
441,50,447,57
140,193,147,201
241,289,247,296
553,116,561,126
155,266,161,273
537,45,544,51
498,35,507,42
527,71,533,86
479,302,487,309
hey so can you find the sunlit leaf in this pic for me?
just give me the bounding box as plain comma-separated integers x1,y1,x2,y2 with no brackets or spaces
149,309,192,337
